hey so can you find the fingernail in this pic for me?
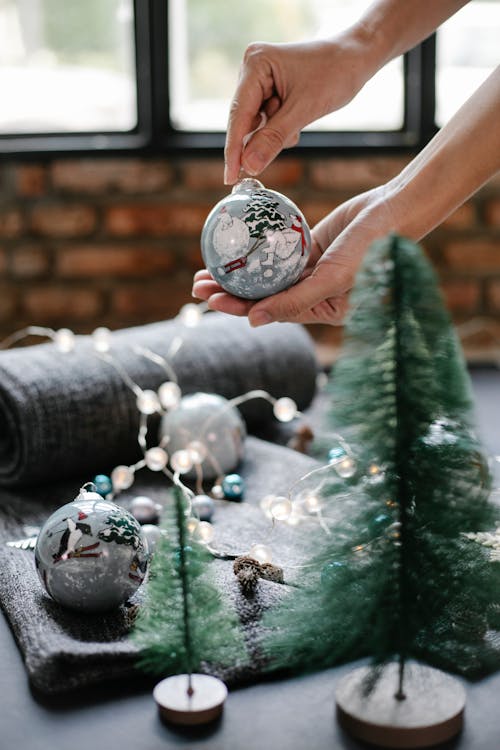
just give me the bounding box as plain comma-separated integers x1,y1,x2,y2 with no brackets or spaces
244,150,266,176
250,311,273,327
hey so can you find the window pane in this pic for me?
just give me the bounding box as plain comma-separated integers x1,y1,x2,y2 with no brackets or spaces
169,0,404,132
0,0,137,134
436,0,498,127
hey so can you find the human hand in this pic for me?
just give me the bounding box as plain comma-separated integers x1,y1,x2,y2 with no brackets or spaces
224,34,373,185
192,185,397,326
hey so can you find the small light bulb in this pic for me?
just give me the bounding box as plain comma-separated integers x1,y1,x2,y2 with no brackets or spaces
194,521,214,544
286,501,303,526
211,484,224,499
54,328,75,353
273,397,298,423
259,494,276,519
368,463,381,475
136,389,161,416
187,440,207,464
249,543,273,565
170,449,193,474
335,456,357,478
304,492,323,514
145,447,168,472
92,326,111,353
179,303,203,327
270,496,293,521
158,381,182,410
186,517,199,535
111,464,135,491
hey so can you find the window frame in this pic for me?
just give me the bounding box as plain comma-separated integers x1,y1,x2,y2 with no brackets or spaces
0,0,438,158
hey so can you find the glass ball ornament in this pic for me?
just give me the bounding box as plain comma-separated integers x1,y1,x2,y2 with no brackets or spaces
92,474,113,497
160,392,246,481
191,494,215,522
130,495,159,524
34,492,148,612
328,446,347,464
201,178,311,300
221,473,244,501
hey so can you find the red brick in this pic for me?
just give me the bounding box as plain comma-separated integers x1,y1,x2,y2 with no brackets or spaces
30,203,97,238
0,208,23,238
443,240,500,271
14,165,47,197
484,198,500,228
0,247,7,275
10,245,51,278
441,202,476,229
180,160,225,191
57,244,176,277
105,203,210,237
0,286,18,321
112,278,193,319
22,286,103,321
309,156,411,191
487,281,500,312
440,279,480,312
51,159,172,194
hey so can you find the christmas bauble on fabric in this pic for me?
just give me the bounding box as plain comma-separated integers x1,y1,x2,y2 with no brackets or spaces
160,392,246,480
201,178,311,299
34,492,148,613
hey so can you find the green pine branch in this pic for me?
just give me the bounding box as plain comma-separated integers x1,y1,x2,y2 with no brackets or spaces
263,234,500,687
133,487,246,677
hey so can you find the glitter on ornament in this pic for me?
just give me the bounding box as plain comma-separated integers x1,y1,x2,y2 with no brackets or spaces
201,178,311,300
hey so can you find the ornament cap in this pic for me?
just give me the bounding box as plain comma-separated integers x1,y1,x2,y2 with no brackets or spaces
231,177,264,194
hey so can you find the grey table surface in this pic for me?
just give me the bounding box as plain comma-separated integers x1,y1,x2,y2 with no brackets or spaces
1,366,499,750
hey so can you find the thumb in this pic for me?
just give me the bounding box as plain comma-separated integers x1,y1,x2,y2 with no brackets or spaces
242,107,300,176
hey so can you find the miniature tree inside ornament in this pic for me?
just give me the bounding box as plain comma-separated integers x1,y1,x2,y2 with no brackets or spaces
160,392,246,481
201,178,311,299
263,234,500,748
34,490,148,613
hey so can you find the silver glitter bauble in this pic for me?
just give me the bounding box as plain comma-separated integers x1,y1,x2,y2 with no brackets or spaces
34,492,148,612
160,392,246,481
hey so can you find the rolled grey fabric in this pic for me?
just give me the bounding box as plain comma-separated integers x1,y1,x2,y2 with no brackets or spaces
0,437,319,695
0,314,317,488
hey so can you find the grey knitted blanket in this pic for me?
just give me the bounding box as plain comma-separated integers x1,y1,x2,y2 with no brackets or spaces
0,314,317,488
0,437,319,695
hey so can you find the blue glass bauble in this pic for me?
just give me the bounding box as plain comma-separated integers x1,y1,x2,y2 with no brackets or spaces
201,178,311,300
93,474,113,497
222,473,245,501
34,492,148,612
328,447,347,464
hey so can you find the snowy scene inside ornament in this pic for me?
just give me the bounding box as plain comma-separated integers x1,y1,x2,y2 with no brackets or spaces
35,492,148,612
201,178,311,299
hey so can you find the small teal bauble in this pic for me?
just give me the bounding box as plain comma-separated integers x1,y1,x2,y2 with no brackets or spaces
201,178,311,300
160,392,246,481
222,473,244,501
192,494,215,521
93,474,113,497
328,446,347,464
34,491,148,612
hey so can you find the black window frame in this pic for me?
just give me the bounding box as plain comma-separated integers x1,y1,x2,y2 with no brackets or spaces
0,0,438,159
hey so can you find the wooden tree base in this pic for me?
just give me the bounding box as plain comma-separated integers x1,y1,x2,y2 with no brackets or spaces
153,673,228,726
335,662,466,749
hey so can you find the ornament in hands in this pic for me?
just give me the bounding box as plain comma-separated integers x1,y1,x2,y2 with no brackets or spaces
201,178,311,299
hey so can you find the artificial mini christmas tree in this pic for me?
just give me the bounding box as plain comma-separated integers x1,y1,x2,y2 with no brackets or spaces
263,234,500,746
133,486,245,724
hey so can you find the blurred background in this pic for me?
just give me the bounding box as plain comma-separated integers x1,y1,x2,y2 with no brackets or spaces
0,0,499,364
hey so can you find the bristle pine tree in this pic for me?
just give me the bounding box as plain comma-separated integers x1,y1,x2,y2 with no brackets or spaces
133,487,245,680
263,234,500,690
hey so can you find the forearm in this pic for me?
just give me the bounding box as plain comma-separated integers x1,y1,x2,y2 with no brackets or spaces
346,0,469,82
386,66,500,239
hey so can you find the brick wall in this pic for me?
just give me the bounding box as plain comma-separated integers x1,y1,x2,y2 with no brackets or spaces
1,155,499,362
